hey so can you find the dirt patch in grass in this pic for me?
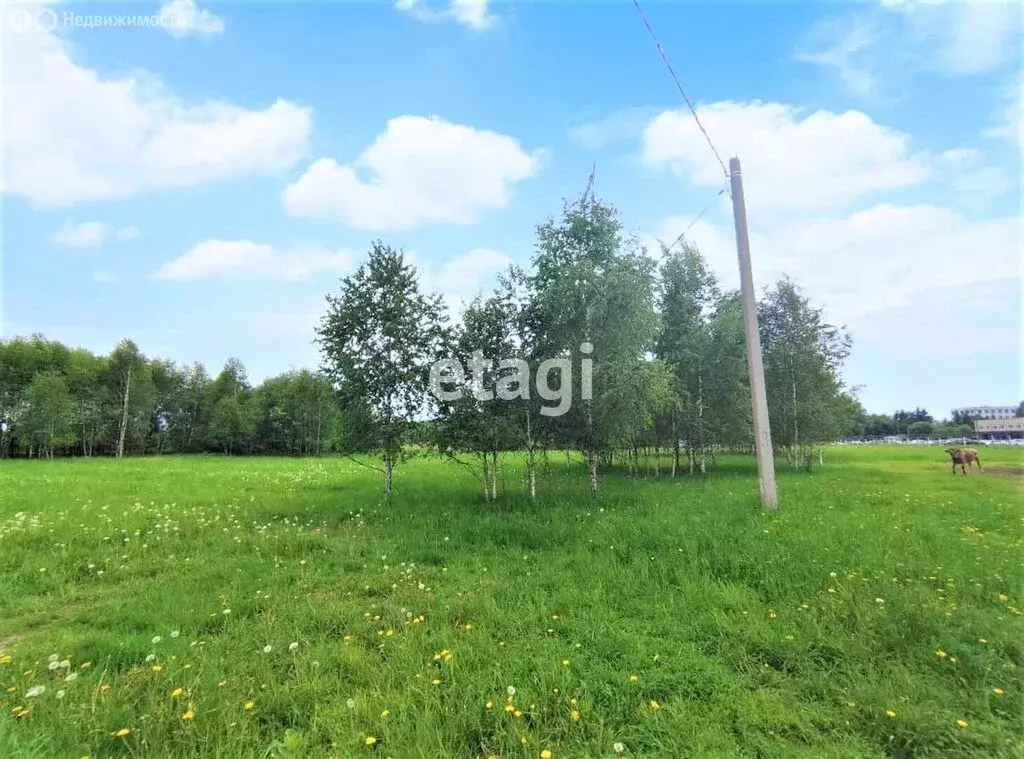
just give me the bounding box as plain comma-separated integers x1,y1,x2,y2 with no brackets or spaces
985,466,1024,476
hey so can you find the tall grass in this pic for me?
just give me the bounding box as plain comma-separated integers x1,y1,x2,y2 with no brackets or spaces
0,445,1021,757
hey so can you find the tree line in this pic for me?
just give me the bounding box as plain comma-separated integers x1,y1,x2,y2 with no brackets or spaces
2,191,860,499
0,340,342,458
852,404,1024,440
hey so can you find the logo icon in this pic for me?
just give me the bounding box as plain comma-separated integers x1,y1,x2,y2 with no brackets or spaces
35,7,57,32
6,7,34,33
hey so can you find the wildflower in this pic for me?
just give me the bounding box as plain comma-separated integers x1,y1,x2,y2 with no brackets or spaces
993,688,1005,696
978,638,988,644
222,608,231,615
170,630,180,638
113,728,131,737
48,661,60,671
0,654,11,665
936,650,947,659
263,645,272,654
64,673,77,682
485,701,493,709
48,654,59,663
26,685,45,698
999,594,1008,601
541,750,552,759
613,743,626,754
171,687,185,698
649,700,660,710
629,675,639,681
80,662,91,669
570,710,580,721
152,636,162,644
56,690,66,699
885,710,896,718
431,679,441,685
562,660,570,667
956,719,968,728
381,709,390,718
243,700,255,711
289,642,299,652
182,704,195,720
146,654,156,662
347,698,356,710
875,598,885,604
507,686,516,697
514,709,523,718
152,665,163,673
365,736,378,746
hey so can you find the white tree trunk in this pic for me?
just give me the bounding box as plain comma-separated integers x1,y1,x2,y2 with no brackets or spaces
587,449,598,495
383,451,393,499
525,407,536,501
117,365,132,458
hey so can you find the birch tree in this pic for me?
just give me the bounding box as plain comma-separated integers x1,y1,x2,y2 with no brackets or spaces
316,241,450,499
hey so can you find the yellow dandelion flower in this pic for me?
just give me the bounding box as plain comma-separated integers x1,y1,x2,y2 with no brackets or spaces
629,675,639,681
956,719,968,728
151,665,163,673
936,650,947,659
513,709,523,717
885,710,896,718
113,728,131,738
243,701,255,711
218,680,226,687
505,704,515,713
569,698,577,706
100,683,111,694
993,688,1005,696
182,706,195,721
80,662,92,669
431,679,441,685
978,638,988,644
171,687,185,698
365,736,378,746
562,660,570,667
465,623,472,630
0,655,11,665
999,594,1008,601
649,700,660,710
541,751,553,759
768,611,777,619
381,709,390,718
486,701,493,709
570,710,580,721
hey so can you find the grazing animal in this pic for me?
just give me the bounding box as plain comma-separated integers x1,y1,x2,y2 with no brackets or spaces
945,447,983,475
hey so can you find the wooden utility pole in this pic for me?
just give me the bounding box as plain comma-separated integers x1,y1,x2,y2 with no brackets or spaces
729,156,778,509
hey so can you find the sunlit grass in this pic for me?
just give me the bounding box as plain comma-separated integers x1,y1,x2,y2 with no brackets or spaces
0,445,1021,757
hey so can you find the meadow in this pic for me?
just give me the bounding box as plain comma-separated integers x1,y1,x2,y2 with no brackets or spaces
0,446,1021,758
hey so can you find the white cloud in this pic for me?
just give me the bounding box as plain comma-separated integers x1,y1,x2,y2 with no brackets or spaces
155,240,355,280
643,101,932,213
2,12,311,207
158,0,225,38
115,226,141,242
395,0,497,31
283,115,543,230
405,247,512,322
652,203,1019,323
51,220,106,247
983,75,1022,143
799,0,1021,98
569,107,661,151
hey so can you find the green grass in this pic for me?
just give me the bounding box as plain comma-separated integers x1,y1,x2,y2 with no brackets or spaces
0,445,1021,758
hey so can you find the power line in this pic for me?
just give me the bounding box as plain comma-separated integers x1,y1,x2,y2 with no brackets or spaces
631,0,729,182
656,187,727,259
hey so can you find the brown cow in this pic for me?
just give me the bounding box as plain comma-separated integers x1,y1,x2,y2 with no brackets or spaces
945,447,983,475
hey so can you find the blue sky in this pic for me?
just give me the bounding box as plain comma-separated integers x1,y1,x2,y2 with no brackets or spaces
2,0,1020,417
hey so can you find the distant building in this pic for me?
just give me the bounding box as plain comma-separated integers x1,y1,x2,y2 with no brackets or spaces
976,417,1024,439
954,405,1017,420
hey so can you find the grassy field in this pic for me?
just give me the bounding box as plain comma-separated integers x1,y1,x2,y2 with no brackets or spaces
0,445,1021,758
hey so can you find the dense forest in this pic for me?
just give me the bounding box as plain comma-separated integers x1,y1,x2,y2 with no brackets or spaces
2,193,865,495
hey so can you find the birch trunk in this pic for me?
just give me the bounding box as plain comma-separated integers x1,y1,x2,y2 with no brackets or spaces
117,365,132,459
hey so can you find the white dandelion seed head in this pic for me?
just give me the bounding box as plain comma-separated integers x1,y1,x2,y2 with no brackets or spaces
263,645,272,654
56,689,66,699
289,642,299,651
26,685,45,698
613,743,626,754
222,608,231,615
59,660,70,669
875,598,885,604
346,698,356,710
507,686,516,697
146,654,156,662
170,630,180,638
64,673,77,682
48,661,60,671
